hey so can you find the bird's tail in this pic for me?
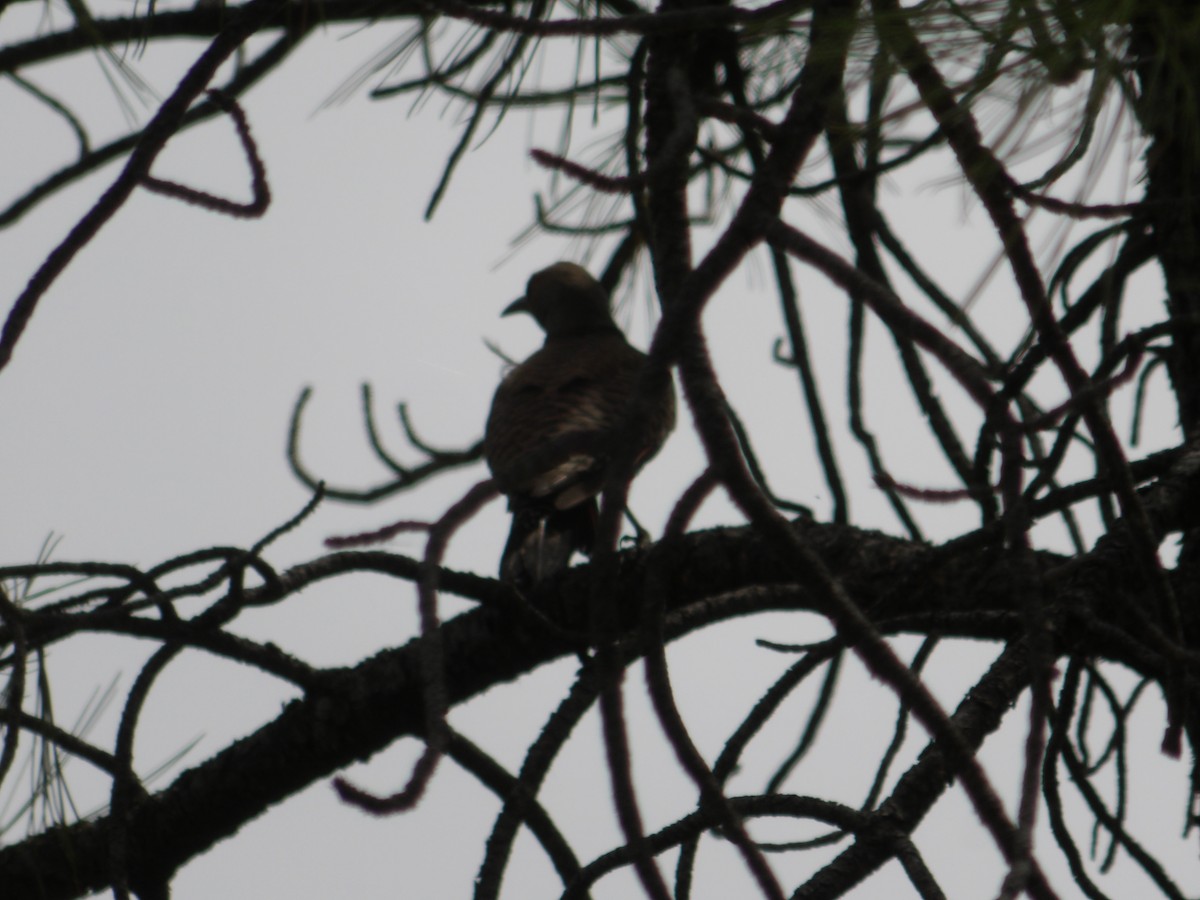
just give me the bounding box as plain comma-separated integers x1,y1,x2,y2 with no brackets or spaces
500,500,597,587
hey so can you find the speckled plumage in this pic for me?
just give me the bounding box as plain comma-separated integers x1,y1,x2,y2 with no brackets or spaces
484,263,675,585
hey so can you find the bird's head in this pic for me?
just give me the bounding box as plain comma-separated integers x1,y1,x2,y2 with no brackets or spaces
503,263,619,338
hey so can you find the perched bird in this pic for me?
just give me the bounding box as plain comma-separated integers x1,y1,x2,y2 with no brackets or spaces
484,263,675,586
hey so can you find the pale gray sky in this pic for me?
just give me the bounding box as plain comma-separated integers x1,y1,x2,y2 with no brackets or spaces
1,4,1194,898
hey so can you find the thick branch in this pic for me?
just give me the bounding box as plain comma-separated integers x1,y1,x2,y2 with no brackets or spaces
0,508,1180,898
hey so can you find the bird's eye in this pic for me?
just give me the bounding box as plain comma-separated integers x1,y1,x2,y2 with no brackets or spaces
558,377,592,395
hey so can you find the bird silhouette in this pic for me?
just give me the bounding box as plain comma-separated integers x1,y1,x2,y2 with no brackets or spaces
484,263,675,586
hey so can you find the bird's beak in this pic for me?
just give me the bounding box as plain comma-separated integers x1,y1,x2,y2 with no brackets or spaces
502,296,530,317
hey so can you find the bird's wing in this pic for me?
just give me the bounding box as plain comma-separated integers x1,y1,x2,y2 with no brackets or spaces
485,333,650,505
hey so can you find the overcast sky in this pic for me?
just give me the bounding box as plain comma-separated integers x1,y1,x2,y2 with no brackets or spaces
2,4,1196,897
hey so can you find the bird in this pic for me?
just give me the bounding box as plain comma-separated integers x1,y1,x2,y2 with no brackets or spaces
484,262,675,586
